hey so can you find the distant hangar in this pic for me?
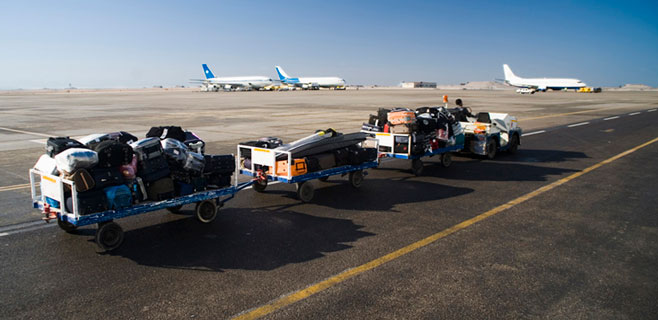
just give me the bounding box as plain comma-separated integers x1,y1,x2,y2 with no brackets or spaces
400,81,437,88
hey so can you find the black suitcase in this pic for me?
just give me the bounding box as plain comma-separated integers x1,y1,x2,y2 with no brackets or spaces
416,107,441,118
377,108,390,126
146,126,186,142
146,177,175,201
131,137,164,161
333,148,352,166
417,118,439,132
349,148,377,165
368,114,378,125
306,153,336,172
46,137,85,157
206,174,231,188
203,155,235,174
108,131,139,144
65,189,108,215
88,167,124,189
137,155,171,183
94,140,134,168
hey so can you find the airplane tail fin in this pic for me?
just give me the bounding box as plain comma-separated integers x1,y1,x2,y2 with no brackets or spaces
202,64,216,79
275,66,290,80
503,64,518,81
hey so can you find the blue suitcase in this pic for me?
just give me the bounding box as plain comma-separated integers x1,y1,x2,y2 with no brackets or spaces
104,185,133,210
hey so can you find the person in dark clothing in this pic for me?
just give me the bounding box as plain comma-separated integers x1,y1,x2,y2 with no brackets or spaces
451,98,474,121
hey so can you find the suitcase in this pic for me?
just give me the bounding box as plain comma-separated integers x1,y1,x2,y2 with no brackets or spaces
146,126,186,142
390,124,413,134
190,176,207,191
104,185,132,210
55,148,99,174
361,123,382,132
206,174,230,188
46,137,85,157
377,108,390,126
78,133,110,149
71,168,95,192
132,177,148,202
175,182,195,196
417,117,439,132
184,152,205,175
416,107,441,118
137,155,171,183
394,136,410,154
34,154,59,176
170,169,191,183
184,131,205,154
161,138,189,163
258,137,283,149
349,148,377,165
94,140,133,168
88,167,123,189
131,137,164,161
361,139,378,149
388,110,416,125
333,148,351,166
65,189,108,215
107,131,139,144
306,153,336,172
368,114,378,125
203,155,235,175
275,159,308,176
146,177,175,201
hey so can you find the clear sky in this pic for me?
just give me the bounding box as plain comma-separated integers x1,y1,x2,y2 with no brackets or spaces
1,0,656,89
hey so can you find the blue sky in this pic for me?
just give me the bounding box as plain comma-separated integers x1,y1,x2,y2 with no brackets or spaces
1,0,656,89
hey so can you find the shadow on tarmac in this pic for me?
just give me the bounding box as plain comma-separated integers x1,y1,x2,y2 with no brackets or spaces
105,208,373,272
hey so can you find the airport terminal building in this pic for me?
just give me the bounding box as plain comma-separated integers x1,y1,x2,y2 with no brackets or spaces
400,81,437,88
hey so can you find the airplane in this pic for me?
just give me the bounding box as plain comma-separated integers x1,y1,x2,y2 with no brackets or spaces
191,64,274,91
275,66,346,90
503,64,586,91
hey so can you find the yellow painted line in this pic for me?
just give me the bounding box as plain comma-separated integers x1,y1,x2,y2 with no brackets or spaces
519,107,624,121
0,183,34,192
232,136,658,320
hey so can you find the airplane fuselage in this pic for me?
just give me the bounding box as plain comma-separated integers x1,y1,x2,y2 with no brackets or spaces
283,76,345,88
503,64,586,91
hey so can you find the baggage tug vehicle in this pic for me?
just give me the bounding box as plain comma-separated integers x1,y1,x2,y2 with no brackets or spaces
459,111,522,159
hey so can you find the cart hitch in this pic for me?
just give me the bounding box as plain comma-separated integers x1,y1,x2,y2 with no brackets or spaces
41,204,57,222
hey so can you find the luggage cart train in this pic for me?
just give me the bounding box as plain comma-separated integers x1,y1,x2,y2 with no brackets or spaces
29,99,521,251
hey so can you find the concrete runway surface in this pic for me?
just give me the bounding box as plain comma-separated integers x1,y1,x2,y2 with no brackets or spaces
0,89,657,319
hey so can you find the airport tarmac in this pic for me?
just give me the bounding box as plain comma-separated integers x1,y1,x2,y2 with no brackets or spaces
1,89,657,319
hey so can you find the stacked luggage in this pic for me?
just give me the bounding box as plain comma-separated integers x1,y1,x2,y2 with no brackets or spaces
33,126,234,215
239,129,378,177
362,107,463,155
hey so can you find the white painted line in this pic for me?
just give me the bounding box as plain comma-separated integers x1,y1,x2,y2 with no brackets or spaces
522,130,546,137
648,109,657,112
567,122,590,128
30,139,46,145
0,220,47,233
603,116,620,121
0,223,56,237
629,112,641,116
0,232,8,237
0,127,52,138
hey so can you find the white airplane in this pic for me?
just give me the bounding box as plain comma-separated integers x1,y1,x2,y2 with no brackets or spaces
503,64,586,91
192,64,274,91
275,66,346,89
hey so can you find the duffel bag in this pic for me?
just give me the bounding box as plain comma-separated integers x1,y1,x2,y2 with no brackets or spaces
104,185,132,210
161,138,189,163
46,137,85,157
55,148,98,174
146,126,186,142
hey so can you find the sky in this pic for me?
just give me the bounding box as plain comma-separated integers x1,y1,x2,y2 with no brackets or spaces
0,0,656,89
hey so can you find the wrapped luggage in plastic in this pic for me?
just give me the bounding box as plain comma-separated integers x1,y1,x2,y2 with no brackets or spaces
161,138,189,163
34,154,59,176
54,148,99,174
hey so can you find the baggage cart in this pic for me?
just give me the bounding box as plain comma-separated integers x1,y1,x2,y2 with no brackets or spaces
237,143,378,202
361,130,465,176
29,168,251,251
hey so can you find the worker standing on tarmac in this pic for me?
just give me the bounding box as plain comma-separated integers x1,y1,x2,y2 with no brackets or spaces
453,98,474,121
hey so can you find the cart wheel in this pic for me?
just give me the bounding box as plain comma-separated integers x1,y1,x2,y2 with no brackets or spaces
440,153,452,168
296,181,315,202
485,139,497,160
508,134,519,154
57,217,77,233
349,170,364,188
411,159,424,176
252,178,268,193
95,221,124,251
318,176,329,182
195,200,217,223
166,205,183,213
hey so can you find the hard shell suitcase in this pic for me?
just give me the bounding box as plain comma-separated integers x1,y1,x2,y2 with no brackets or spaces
184,152,205,175
89,167,123,189
161,138,189,163
417,117,439,132
94,140,133,168
137,155,170,183
65,189,108,215
104,185,132,210
146,177,175,201
146,126,186,142
71,168,95,192
131,137,164,161
275,159,308,177
46,137,85,157
388,111,416,125
55,148,99,174
203,155,235,175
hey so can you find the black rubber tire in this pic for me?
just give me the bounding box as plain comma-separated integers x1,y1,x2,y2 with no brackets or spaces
411,159,424,176
440,153,452,168
296,182,315,202
95,221,124,251
485,139,497,160
508,134,519,154
166,205,183,213
318,176,329,182
195,200,217,223
252,178,268,193
57,217,77,233
349,170,364,188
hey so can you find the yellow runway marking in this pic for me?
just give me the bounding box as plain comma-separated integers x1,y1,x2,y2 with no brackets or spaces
0,183,33,192
232,136,658,320
520,107,624,121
